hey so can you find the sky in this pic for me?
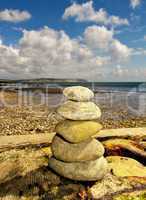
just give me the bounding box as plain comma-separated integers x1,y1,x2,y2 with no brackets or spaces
0,0,146,81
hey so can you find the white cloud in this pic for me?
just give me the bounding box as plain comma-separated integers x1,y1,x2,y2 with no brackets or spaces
63,1,129,26
109,40,131,61
113,65,129,77
132,47,146,55
84,25,131,62
130,0,141,9
84,26,113,49
19,27,107,68
0,26,134,80
144,35,146,40
0,43,25,77
0,9,31,22
0,27,109,80
112,65,146,81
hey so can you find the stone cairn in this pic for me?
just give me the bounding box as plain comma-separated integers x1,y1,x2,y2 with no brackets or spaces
49,86,108,181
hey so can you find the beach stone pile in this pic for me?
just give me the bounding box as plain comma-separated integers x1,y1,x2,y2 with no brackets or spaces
49,86,108,181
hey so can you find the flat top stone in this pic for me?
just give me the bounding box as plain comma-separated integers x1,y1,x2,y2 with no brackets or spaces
63,86,94,102
57,101,101,120
51,136,105,162
56,120,102,143
49,156,108,181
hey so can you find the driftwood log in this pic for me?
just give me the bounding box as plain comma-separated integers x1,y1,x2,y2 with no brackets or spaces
102,139,146,157
0,128,146,185
140,141,146,149
95,127,146,140
0,128,146,152
0,133,55,184
0,147,52,184
0,132,56,152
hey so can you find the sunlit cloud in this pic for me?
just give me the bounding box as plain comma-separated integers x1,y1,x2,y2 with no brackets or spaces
63,1,129,27
130,0,141,9
0,9,31,22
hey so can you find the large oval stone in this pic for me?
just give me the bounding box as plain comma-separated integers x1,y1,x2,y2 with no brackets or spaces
57,101,101,120
49,156,108,181
51,136,104,162
56,120,102,143
63,86,94,101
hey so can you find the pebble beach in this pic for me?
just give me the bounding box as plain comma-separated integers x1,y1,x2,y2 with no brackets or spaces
0,90,146,136
0,88,146,200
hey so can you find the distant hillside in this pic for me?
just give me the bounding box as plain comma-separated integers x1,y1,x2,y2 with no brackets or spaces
0,78,87,84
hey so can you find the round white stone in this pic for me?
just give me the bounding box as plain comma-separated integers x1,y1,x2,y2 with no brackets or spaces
57,100,101,120
63,86,94,101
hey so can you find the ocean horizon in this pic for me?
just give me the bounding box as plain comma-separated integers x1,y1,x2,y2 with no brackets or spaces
0,80,146,92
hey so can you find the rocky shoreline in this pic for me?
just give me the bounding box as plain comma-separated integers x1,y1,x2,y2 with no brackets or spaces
0,89,146,200
0,104,146,137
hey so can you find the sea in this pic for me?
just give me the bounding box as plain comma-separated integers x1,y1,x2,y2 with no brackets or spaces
0,81,146,117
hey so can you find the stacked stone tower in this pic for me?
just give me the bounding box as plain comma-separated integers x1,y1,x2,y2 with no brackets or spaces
49,86,108,181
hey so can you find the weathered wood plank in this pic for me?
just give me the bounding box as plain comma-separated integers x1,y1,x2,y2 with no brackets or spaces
140,141,146,149
102,139,146,157
0,128,146,153
0,147,52,184
0,132,56,152
94,128,146,140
